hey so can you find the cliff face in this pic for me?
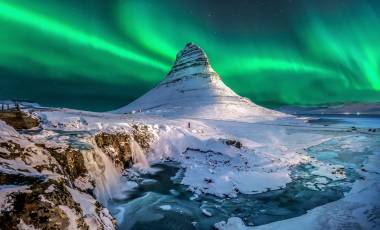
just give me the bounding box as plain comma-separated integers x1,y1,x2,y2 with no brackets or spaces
0,120,155,229
94,124,154,170
0,110,39,130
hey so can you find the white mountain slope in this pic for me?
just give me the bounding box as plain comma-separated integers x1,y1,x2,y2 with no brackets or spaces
114,43,285,121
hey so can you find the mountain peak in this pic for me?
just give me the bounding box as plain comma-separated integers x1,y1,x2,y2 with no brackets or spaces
114,43,285,120
176,42,207,63
166,42,215,79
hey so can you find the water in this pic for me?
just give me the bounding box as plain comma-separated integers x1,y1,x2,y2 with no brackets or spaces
83,138,122,205
108,152,367,230
82,137,152,206
130,138,150,169
306,115,380,129
106,116,380,230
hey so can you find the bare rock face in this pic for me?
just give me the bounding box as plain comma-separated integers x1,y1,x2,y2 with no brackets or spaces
95,132,132,169
0,110,39,130
47,147,87,180
94,124,154,169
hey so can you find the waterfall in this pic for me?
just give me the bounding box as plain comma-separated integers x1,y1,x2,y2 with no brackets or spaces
83,138,121,206
129,138,150,169
82,137,149,206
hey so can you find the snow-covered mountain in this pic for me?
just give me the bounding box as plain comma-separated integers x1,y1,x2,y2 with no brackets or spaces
2,43,379,230
114,43,284,120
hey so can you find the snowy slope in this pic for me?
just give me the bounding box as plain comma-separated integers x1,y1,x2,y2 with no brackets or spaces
113,43,285,121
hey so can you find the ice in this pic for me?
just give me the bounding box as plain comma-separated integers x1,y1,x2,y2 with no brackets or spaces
130,138,150,169
214,126,380,229
1,50,379,230
0,185,29,213
202,208,213,217
83,138,122,205
59,205,80,230
159,205,172,211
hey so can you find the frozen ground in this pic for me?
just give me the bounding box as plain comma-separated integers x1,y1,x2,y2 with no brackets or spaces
214,117,380,230
1,101,377,229
1,103,379,229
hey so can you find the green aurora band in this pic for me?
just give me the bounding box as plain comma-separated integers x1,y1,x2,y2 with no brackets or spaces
0,0,379,110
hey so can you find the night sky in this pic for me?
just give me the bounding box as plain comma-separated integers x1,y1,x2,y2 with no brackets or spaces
1,0,380,111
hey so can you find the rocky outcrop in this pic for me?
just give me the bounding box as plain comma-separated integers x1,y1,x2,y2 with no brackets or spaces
46,147,87,181
0,179,87,230
94,124,154,169
0,120,156,229
222,139,243,149
0,139,61,174
0,110,39,130
0,139,115,229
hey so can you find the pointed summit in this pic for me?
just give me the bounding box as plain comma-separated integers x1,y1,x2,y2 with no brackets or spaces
171,42,210,70
114,43,285,121
165,43,216,81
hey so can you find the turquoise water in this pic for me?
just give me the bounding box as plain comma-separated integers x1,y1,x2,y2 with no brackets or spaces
107,116,380,229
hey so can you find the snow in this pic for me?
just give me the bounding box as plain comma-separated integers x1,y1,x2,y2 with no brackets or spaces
214,217,247,230
310,163,345,180
144,118,337,198
5,103,375,229
17,219,40,230
215,176,380,230
1,43,379,229
202,208,213,217
0,185,29,213
0,120,20,139
74,176,94,191
39,195,54,206
112,43,285,121
66,186,115,230
214,140,380,230
59,205,79,230
159,205,172,211
28,102,333,200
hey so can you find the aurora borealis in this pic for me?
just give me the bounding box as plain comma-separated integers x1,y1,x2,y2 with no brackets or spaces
0,0,379,111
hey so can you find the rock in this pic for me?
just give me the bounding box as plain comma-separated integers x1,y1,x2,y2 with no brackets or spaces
204,178,213,184
201,208,213,217
94,125,154,169
0,180,87,230
0,111,39,130
223,139,243,149
0,121,116,229
47,147,87,180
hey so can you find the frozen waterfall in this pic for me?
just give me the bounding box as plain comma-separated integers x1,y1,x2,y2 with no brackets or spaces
129,138,150,169
83,138,122,205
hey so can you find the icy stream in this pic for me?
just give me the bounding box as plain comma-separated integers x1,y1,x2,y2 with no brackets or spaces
30,116,379,229
106,116,380,230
